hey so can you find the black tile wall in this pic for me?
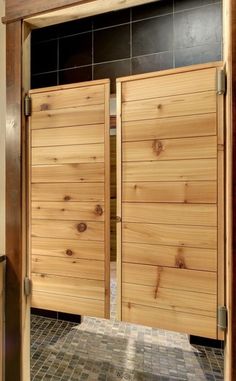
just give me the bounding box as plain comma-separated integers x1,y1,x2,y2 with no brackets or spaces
31,0,222,92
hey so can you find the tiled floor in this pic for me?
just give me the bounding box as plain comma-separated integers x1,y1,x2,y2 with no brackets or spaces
31,264,224,381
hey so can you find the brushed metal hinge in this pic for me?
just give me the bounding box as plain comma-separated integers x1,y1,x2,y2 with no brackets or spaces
24,95,32,117
218,306,227,330
24,277,32,297
216,69,226,95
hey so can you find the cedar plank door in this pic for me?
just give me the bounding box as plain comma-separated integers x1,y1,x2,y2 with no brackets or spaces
117,63,225,339
28,79,110,319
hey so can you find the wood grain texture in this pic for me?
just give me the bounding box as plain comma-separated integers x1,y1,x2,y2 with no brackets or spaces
123,243,216,272
122,68,217,102
122,303,217,339
122,114,216,142
122,92,216,122
123,181,217,204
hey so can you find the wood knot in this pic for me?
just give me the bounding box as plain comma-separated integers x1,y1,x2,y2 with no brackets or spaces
157,104,162,110
66,249,73,256
152,139,163,156
128,302,132,309
94,204,103,216
175,252,186,269
40,103,49,111
77,222,87,233
64,195,71,201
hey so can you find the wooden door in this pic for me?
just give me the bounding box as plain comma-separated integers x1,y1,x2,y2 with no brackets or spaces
117,63,225,339
28,79,110,319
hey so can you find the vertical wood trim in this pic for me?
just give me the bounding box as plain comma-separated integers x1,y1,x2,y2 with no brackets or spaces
22,22,31,381
104,81,110,318
116,81,122,320
6,21,23,381
216,67,225,341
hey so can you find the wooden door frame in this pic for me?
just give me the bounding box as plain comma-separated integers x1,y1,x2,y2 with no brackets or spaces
3,0,235,380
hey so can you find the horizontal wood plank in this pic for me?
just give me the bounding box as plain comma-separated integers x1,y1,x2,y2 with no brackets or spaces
32,202,105,221
32,237,104,260
122,114,216,142
32,273,105,300
122,68,217,102
123,159,217,182
32,255,104,280
123,283,216,316
32,291,105,318
32,183,104,202
123,242,216,271
32,220,104,241
31,104,105,129
123,181,217,203
32,163,105,183
122,203,217,226
123,263,216,293
123,222,217,249
122,92,216,122
32,143,104,165
122,303,216,339
123,136,217,162
31,84,105,112
32,125,105,147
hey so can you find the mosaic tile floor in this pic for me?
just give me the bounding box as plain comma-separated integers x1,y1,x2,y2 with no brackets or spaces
31,264,224,381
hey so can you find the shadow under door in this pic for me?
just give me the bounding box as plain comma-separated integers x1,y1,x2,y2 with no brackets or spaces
28,79,110,319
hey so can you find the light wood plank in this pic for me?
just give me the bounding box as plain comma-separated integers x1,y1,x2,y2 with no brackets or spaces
32,143,104,165
123,263,216,294
32,201,105,221
32,163,105,183
32,237,104,260
32,291,105,318
123,181,217,204
123,283,216,316
32,220,104,241
122,303,217,339
123,159,217,182
123,203,217,226
123,243,216,271
122,92,216,122
32,273,105,300
32,124,104,147
123,136,217,162
123,223,217,249
31,84,105,112
32,183,104,202
122,114,217,142
122,68,217,102
31,104,105,129
32,255,104,280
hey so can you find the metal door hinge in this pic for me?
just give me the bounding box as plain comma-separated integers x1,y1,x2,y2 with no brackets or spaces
24,277,32,297
24,95,32,117
216,69,226,95
218,306,227,330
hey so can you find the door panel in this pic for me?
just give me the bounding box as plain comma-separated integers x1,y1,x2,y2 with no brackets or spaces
117,64,225,339
29,79,110,319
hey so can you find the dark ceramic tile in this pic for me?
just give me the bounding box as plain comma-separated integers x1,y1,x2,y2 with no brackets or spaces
132,14,173,57
174,42,222,67
59,66,92,85
31,39,58,74
94,59,130,93
31,72,58,89
174,3,222,49
94,24,130,63
58,17,93,37
59,32,92,69
93,8,130,29
31,308,58,319
132,0,173,21
174,0,221,12
31,24,59,44
58,312,81,323
132,51,173,74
